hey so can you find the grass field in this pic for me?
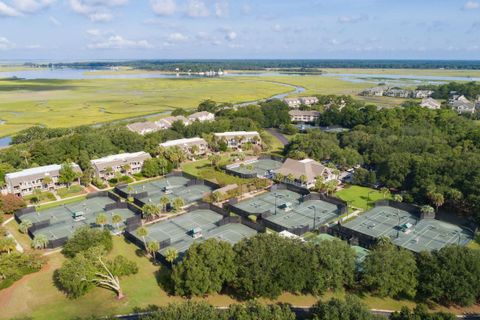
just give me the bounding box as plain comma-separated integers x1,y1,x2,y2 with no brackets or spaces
181,157,251,186
0,77,292,137
335,185,391,212
321,68,480,78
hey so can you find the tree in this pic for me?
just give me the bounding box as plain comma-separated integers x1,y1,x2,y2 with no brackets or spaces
361,239,418,298
0,237,16,254
62,227,113,258
95,213,108,230
19,219,32,234
142,203,161,221
43,175,52,186
0,194,26,214
380,187,390,199
299,174,307,186
147,241,160,260
416,246,480,306
164,247,178,264
390,305,456,320
208,154,221,168
172,239,236,296
56,246,138,299
136,227,148,250
311,296,375,320
140,301,218,320
58,163,79,188
111,214,123,231
172,197,185,213
160,196,170,212
31,234,49,250
393,194,403,203
427,192,445,212
421,205,435,216
226,301,296,320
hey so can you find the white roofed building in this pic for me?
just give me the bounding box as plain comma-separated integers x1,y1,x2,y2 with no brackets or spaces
274,158,337,189
213,131,261,149
420,98,441,110
188,111,215,123
91,152,151,180
5,163,82,196
159,137,209,157
126,122,160,135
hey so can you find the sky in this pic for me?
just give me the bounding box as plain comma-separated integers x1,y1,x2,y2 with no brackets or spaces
0,0,480,61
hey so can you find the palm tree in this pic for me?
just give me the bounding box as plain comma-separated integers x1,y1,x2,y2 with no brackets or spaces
274,172,284,183
380,187,390,199
0,237,16,254
286,174,295,183
421,205,435,216
96,213,108,229
428,192,445,212
31,234,49,250
122,164,131,174
164,247,178,264
172,197,185,213
142,203,161,221
43,175,52,187
112,214,123,231
20,149,31,166
190,144,199,156
147,241,160,260
19,219,32,234
299,174,308,186
104,167,114,178
159,196,170,212
136,227,148,250
393,194,403,203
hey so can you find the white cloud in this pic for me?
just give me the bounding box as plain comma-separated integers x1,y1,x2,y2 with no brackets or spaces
186,0,209,18
151,0,175,16
464,0,479,9
0,36,15,50
337,14,369,24
12,0,54,13
225,30,236,41
87,34,152,49
69,0,128,21
48,15,61,26
0,1,22,16
272,24,281,32
167,32,188,42
214,0,228,17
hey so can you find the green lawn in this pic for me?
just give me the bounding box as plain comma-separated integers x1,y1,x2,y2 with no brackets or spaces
36,194,88,211
23,191,56,204
261,130,285,155
335,185,391,212
56,185,86,199
181,157,252,186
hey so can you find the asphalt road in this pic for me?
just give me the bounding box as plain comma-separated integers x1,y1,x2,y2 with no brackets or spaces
267,127,289,146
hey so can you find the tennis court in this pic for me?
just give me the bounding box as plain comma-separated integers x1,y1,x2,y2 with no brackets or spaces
226,159,282,178
232,189,341,231
21,196,137,241
343,205,473,252
119,176,214,206
129,209,257,257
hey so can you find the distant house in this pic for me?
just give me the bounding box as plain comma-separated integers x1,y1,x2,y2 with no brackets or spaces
283,98,301,109
91,152,151,180
360,87,385,97
5,163,82,197
188,111,215,123
283,97,319,109
213,131,261,149
289,110,321,123
413,90,434,99
274,158,337,189
126,121,160,135
384,89,411,98
449,95,476,114
155,116,189,129
420,98,441,110
159,137,209,157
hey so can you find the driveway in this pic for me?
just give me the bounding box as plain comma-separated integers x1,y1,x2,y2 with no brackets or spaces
267,128,289,146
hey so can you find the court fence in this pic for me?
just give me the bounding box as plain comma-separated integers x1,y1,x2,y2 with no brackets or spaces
302,193,348,215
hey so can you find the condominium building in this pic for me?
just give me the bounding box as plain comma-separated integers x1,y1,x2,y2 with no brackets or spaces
91,152,151,180
289,110,321,123
159,137,209,156
5,163,82,196
213,131,261,148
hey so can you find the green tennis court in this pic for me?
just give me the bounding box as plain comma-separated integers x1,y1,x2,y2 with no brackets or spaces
232,189,341,230
343,205,473,252
226,159,282,177
129,209,257,257
119,176,214,206
20,196,137,241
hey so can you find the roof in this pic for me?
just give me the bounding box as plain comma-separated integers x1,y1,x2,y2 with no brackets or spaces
91,152,151,171
159,137,207,148
6,163,81,185
213,131,260,138
188,111,214,120
289,110,321,116
126,121,159,134
420,98,441,109
275,158,329,181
